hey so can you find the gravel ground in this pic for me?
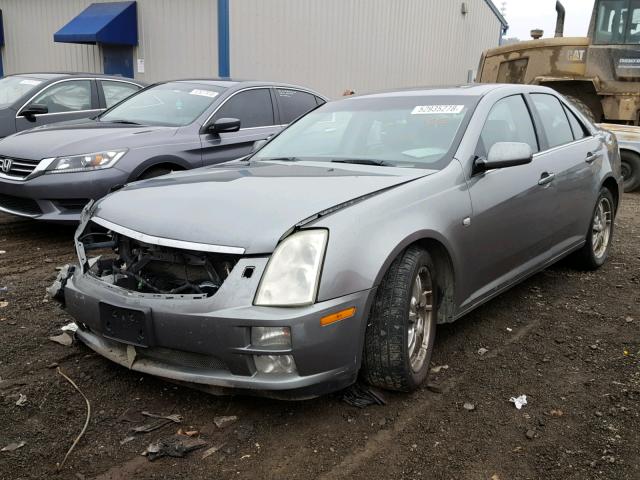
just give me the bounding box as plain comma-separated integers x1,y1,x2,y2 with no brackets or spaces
0,192,638,480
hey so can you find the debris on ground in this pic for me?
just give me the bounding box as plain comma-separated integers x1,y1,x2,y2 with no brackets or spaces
142,434,207,461
550,409,564,417
60,322,78,333
477,347,489,356
49,332,73,347
15,393,27,407
214,416,239,429
46,264,74,304
0,301,8,308
510,395,528,410
463,402,476,411
525,429,536,440
430,364,449,374
0,287,8,293
0,250,6,254
1,441,26,452
131,412,183,434
177,428,199,437
56,368,91,471
342,383,387,408
201,442,226,459
426,383,443,394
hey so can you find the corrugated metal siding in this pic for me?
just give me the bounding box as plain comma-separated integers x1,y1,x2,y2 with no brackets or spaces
0,0,218,82
0,0,103,74
229,0,501,97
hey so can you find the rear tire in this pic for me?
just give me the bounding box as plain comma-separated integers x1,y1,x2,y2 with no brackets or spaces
564,95,597,123
572,188,615,270
363,246,437,392
621,150,640,192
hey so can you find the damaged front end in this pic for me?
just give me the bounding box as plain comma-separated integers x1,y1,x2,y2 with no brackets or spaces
74,215,241,299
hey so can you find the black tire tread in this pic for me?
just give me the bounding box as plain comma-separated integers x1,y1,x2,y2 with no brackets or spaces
363,246,432,392
621,149,640,193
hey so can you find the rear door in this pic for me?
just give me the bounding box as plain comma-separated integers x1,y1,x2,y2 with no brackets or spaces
15,79,100,131
273,88,323,126
97,80,142,109
528,93,602,247
200,87,280,165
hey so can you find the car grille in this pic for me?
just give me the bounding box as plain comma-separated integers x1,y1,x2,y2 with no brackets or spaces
139,347,229,372
0,193,42,216
0,156,40,179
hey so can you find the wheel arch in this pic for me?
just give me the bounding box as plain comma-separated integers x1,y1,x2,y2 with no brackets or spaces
128,156,190,182
372,232,457,324
602,175,620,212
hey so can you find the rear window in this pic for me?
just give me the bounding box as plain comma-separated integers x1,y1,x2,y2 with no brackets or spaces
276,89,319,124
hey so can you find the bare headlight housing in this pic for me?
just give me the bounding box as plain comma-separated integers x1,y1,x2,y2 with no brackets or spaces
254,229,328,307
45,149,127,174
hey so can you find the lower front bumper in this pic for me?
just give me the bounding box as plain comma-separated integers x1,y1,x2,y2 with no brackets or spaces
65,270,375,398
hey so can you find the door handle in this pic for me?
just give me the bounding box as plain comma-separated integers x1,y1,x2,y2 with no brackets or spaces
585,152,599,164
538,172,555,186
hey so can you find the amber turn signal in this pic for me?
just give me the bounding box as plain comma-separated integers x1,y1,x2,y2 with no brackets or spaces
320,307,357,326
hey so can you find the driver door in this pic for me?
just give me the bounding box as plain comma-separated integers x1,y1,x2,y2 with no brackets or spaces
460,94,556,311
15,79,100,132
200,88,282,165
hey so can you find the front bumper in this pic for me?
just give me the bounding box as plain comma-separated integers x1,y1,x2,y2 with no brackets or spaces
0,167,129,222
64,265,374,399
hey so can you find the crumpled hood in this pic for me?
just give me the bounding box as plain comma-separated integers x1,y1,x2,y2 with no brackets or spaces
93,161,433,254
0,120,178,159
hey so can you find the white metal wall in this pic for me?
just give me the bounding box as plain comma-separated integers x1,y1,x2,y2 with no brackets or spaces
0,0,219,82
229,0,502,97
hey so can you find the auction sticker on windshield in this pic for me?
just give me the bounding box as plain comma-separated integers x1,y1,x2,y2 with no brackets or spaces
19,79,42,86
411,105,464,115
189,89,219,98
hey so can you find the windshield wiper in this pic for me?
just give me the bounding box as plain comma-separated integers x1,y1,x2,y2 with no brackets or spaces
257,157,300,162
102,119,144,125
331,158,393,167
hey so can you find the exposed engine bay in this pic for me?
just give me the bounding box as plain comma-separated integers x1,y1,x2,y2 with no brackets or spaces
77,221,239,297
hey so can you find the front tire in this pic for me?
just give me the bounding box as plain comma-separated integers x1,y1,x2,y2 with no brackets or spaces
572,188,615,270
363,246,437,392
621,150,640,192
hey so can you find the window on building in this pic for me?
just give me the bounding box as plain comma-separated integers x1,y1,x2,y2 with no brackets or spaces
29,80,92,113
101,81,141,108
213,89,275,129
276,89,319,124
531,94,575,148
478,95,539,156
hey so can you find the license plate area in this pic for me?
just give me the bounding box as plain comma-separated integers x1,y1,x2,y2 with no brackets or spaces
100,303,153,347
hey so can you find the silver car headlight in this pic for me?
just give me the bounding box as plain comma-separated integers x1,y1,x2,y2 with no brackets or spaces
254,229,328,307
45,149,127,174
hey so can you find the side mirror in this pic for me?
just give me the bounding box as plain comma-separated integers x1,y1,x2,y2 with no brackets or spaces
207,117,241,134
474,142,533,174
20,103,49,120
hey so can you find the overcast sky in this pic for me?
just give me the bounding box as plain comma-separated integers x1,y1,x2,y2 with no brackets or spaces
492,0,595,40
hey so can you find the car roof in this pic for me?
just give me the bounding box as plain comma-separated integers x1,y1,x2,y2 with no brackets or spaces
162,79,325,97
6,72,144,83
351,83,554,99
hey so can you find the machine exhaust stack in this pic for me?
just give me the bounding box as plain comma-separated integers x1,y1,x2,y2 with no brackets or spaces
555,1,565,38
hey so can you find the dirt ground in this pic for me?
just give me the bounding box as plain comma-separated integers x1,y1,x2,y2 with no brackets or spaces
0,193,638,480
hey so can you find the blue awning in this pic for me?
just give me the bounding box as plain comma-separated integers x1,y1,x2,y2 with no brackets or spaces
54,2,137,46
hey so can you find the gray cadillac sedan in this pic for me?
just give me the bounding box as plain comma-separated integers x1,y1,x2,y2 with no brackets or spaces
61,84,622,398
0,79,325,222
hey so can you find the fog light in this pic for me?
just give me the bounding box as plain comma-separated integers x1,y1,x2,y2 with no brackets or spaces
254,354,297,374
251,326,291,348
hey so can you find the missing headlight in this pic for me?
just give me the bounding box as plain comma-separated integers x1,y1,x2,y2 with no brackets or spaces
77,221,239,297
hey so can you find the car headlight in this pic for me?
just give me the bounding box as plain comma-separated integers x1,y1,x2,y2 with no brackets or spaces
45,149,127,174
255,229,328,306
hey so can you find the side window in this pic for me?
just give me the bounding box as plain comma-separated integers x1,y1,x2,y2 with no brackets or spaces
315,95,326,106
478,95,538,156
531,94,575,148
563,104,589,140
101,81,140,108
213,89,274,129
29,80,92,113
277,89,319,124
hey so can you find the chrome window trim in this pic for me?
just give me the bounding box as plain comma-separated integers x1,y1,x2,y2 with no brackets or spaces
531,136,594,158
16,77,143,119
92,216,246,255
0,204,39,218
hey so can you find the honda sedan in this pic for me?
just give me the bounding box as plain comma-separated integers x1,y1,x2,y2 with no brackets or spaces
61,84,622,398
0,79,325,221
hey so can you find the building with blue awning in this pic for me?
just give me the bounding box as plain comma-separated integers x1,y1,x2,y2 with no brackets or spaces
0,0,507,98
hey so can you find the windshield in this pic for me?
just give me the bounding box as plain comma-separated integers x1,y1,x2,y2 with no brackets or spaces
100,82,226,126
253,95,475,169
594,0,640,44
0,76,44,109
